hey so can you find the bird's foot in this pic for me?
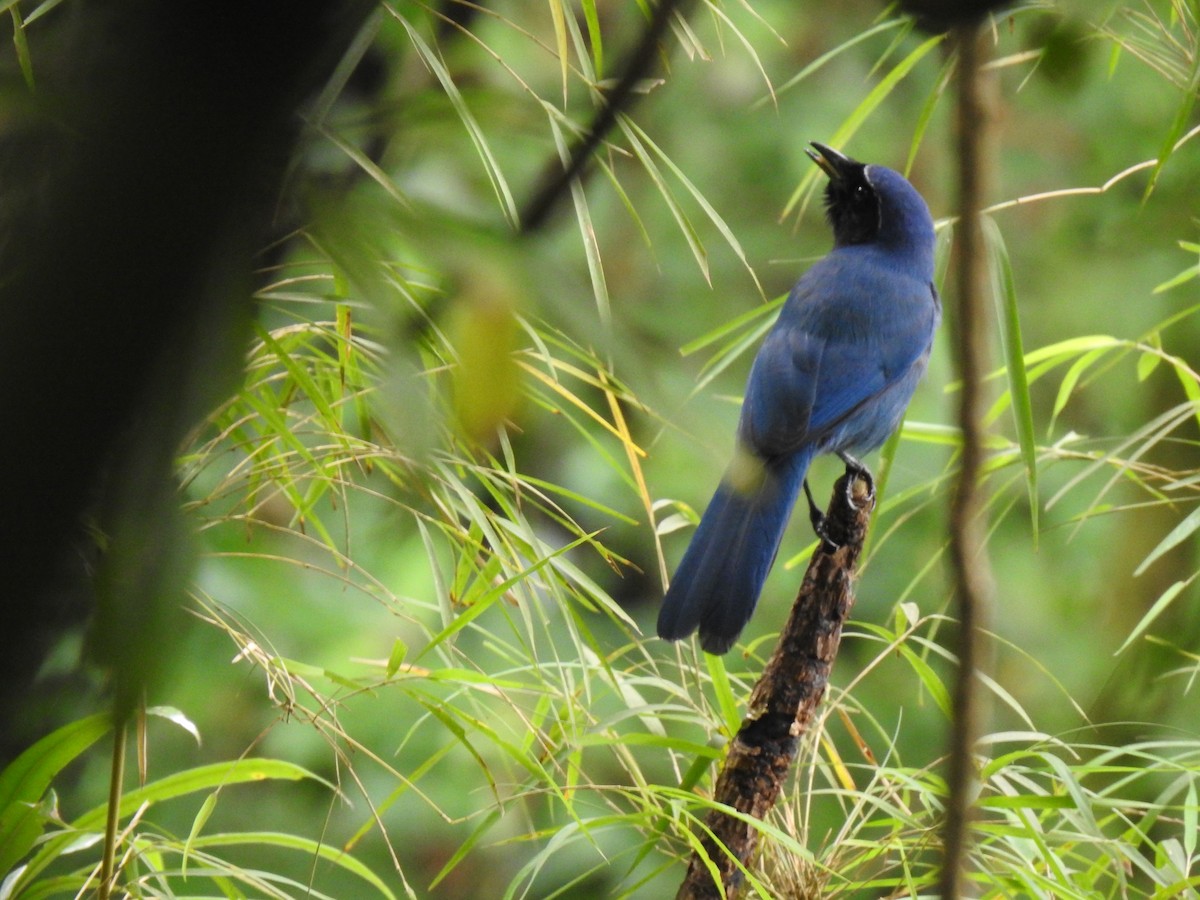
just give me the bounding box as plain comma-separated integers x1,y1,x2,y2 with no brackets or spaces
804,478,841,553
837,452,875,508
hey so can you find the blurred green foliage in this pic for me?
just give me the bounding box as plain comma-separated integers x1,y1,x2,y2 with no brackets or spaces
4,1,1200,897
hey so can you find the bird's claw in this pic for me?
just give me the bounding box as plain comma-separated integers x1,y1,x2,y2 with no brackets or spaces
837,452,875,508
806,457,875,553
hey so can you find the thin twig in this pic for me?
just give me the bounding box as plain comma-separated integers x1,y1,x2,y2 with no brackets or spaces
674,473,873,899
98,716,127,900
940,22,996,899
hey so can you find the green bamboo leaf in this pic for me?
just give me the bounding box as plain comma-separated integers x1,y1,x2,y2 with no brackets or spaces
766,18,907,103
986,219,1039,541
182,791,218,877
1185,778,1197,860
10,7,33,90
782,32,945,219
429,808,503,890
189,831,399,899
977,794,1076,810
319,124,412,210
0,714,109,818
594,154,654,252
679,750,718,793
624,119,764,297
1025,334,1122,366
900,421,962,445
306,11,381,128
1142,79,1197,201
515,473,639,524
867,16,917,80
88,760,330,827
253,324,344,438
1135,507,1200,576
1042,752,1101,836
690,309,777,398
547,0,570,104
862,425,903,557
420,530,606,657
0,714,110,874
619,120,709,283
1051,346,1110,428
1112,580,1189,654
549,116,611,325
389,8,518,227
895,642,951,717
1153,266,1200,293
1137,348,1162,381
1107,40,1122,77
145,706,201,745
236,390,338,550
504,821,588,898
10,759,330,893
1171,355,1200,431
699,2,776,106
580,0,603,75
679,294,783,357
906,54,954,174
345,742,456,854
981,354,1069,426
386,637,408,678
704,651,740,736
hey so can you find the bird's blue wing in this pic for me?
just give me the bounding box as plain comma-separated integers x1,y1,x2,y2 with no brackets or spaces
738,253,938,458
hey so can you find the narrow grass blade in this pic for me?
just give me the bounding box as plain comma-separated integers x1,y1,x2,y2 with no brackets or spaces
704,652,740,735
985,218,1039,542
1114,578,1193,655
1135,506,1200,576
390,8,519,227
782,32,944,220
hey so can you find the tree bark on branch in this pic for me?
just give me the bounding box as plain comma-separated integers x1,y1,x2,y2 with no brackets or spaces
674,472,872,899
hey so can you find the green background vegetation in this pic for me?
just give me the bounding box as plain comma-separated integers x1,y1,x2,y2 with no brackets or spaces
3,1,1199,897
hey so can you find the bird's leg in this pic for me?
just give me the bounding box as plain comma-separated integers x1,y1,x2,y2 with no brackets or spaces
803,478,840,552
836,451,875,507
803,479,824,532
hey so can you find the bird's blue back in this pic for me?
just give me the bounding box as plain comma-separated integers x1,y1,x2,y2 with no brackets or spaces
741,232,938,462
657,157,939,655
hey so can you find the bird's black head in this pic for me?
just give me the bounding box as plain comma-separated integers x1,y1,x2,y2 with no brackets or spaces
807,142,879,246
806,142,934,262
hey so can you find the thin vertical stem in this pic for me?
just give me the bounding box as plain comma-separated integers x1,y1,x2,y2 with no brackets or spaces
98,716,127,900
941,22,995,900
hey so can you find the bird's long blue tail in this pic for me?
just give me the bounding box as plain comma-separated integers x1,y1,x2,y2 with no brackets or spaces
657,448,813,654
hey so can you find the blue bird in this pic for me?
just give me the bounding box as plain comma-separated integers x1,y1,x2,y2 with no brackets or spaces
657,142,939,655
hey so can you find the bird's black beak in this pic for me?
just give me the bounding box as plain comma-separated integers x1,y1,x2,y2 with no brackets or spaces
806,142,855,181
